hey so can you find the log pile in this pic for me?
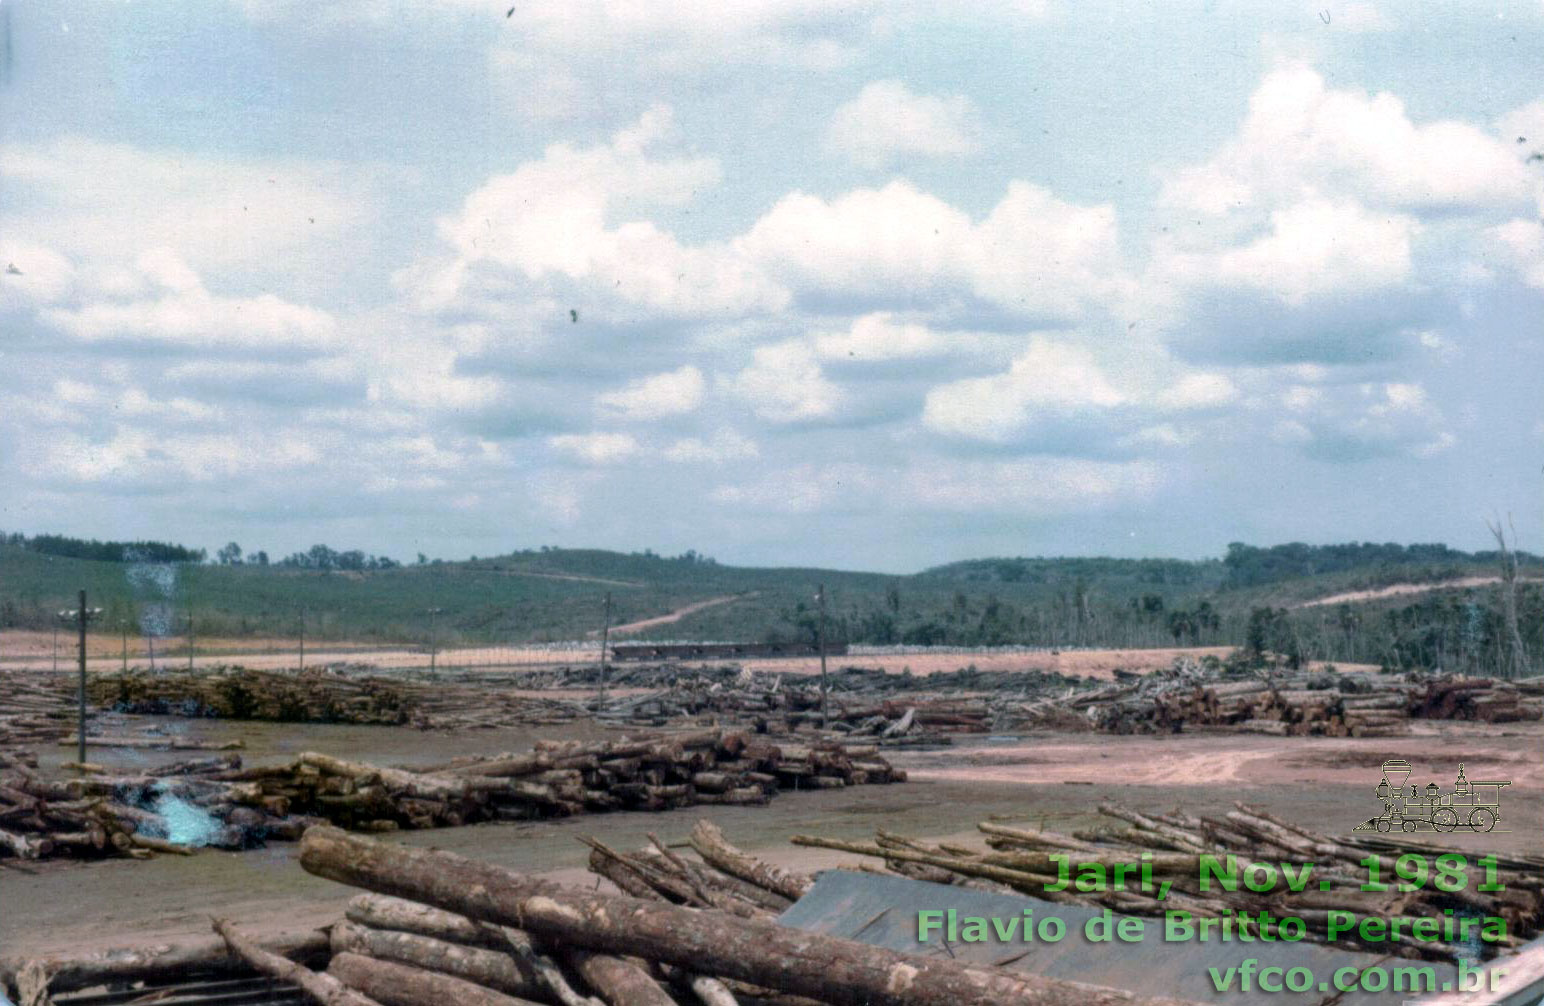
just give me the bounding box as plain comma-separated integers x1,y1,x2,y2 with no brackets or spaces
0,731,904,861
88,666,589,729
792,803,1544,965
589,665,1023,741
0,671,78,747
1011,663,1544,736
0,749,262,861
292,824,1195,1006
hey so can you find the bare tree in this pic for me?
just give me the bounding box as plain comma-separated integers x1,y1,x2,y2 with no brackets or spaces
1485,515,1529,679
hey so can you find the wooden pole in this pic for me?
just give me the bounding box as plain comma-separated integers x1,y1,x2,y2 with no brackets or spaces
428,608,441,672
817,584,828,729
77,589,88,766
599,592,612,703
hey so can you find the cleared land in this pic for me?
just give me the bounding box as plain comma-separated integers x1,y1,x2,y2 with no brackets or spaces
5,714,1538,958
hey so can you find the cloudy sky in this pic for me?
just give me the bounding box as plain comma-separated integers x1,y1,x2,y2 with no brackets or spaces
1,1,1541,571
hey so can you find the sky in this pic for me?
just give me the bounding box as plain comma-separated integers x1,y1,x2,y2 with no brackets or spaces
1,0,1541,572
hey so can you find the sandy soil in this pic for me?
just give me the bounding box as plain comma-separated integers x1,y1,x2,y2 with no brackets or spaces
5,716,1537,959
4,633,1334,680
589,593,754,638
1295,576,1542,608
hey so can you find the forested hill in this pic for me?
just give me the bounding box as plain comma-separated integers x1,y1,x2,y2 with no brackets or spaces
925,541,1539,596
1,536,1538,674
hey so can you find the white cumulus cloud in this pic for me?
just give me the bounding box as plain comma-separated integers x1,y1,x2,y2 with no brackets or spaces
825,80,983,168
597,365,706,421
1163,62,1533,216
728,341,844,423
548,432,641,464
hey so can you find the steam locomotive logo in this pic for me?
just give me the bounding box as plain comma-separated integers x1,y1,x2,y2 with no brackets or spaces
1354,758,1510,834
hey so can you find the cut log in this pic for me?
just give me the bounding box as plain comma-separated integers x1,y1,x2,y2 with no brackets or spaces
329,920,545,1000
212,917,382,1006
0,931,329,994
328,952,544,1006
689,819,811,901
567,951,678,1006
300,825,1197,1006
345,893,503,947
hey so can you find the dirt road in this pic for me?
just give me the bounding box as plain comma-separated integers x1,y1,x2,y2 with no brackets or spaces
589,593,754,637
1295,576,1542,608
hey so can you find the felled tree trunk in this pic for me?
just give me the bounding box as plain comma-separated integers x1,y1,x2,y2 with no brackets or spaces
327,952,543,1006
689,820,809,901
330,921,546,1001
345,894,504,947
567,951,678,1006
300,825,1197,1006
211,918,381,1006
0,930,328,994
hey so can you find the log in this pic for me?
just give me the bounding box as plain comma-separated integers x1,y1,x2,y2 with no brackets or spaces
299,825,1197,1006
567,951,678,1006
329,920,545,1000
689,820,811,901
688,975,741,1006
0,827,51,859
328,952,544,1006
212,917,383,1006
345,893,503,947
0,931,327,993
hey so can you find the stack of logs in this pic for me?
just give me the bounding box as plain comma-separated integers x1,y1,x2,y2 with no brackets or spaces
250,730,904,832
1015,667,1544,736
0,750,254,861
605,663,1083,733
792,803,1544,965
215,824,1191,1006
88,666,589,729
0,671,78,747
0,732,903,861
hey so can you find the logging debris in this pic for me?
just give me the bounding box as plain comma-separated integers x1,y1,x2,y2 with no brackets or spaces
790,805,1544,965
1009,661,1544,736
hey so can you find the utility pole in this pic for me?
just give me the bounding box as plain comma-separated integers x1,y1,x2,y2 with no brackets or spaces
427,608,442,672
598,592,612,703
817,583,828,729
58,592,102,767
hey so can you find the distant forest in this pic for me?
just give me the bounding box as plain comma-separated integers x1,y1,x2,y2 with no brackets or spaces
1219,541,1535,587
2,532,206,564
1,532,1537,678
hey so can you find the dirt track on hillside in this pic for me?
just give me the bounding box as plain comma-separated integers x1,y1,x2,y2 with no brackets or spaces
589,593,753,637
1295,576,1543,608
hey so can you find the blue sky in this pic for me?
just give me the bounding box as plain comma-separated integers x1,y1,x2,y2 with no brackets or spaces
1,0,1541,571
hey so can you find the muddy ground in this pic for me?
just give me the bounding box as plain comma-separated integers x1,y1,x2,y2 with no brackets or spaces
4,716,1538,959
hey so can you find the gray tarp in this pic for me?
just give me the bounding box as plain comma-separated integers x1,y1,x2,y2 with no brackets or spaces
778,869,1465,1004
